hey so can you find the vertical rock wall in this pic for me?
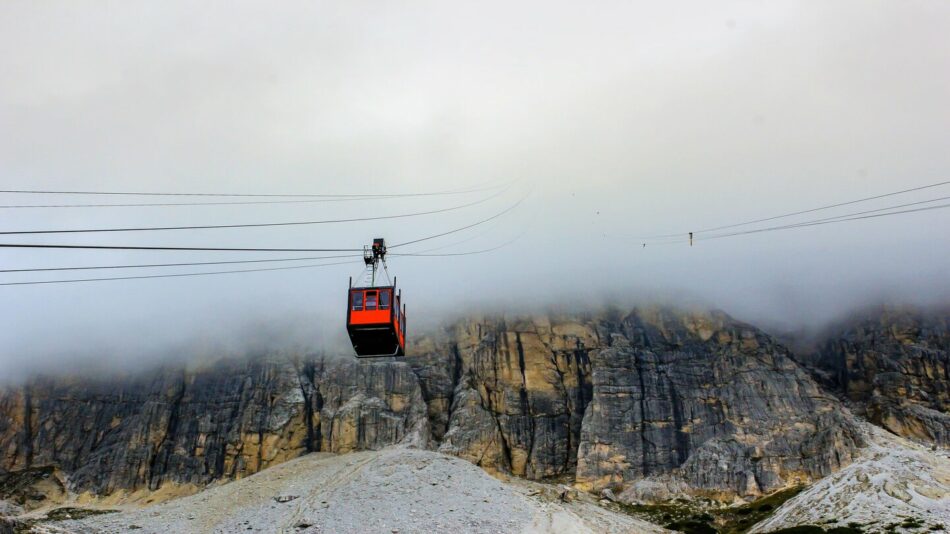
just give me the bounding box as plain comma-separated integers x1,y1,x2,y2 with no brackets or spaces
414,308,866,499
428,317,597,480
573,309,862,499
0,356,427,496
6,305,942,502
814,307,950,445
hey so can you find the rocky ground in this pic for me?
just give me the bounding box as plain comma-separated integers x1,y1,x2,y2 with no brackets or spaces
0,307,877,502
6,428,948,534
751,423,950,533
2,305,949,533
25,447,665,534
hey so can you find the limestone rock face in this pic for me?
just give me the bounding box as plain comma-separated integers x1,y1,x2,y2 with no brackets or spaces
415,308,864,500
314,360,428,453
0,305,904,503
0,356,427,495
405,335,461,444
572,309,862,499
428,316,598,480
814,307,950,445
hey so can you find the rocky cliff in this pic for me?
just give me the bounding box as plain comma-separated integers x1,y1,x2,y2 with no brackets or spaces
575,309,861,500
811,306,950,446
0,356,427,503
409,308,866,500
415,315,597,480
1,306,945,508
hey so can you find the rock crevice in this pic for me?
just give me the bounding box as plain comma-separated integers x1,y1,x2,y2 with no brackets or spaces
0,357,427,497
808,307,950,445
3,306,945,504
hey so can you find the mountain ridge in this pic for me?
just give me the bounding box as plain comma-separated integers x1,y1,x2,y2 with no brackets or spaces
1,304,948,531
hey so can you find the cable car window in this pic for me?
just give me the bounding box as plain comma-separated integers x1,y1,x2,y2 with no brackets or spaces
365,291,377,310
379,290,390,310
352,291,363,311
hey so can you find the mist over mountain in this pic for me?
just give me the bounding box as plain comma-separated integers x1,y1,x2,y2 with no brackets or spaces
2,304,948,533
2,0,950,378
2,1,950,532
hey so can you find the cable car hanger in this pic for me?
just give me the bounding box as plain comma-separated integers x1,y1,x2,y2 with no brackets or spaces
346,238,407,358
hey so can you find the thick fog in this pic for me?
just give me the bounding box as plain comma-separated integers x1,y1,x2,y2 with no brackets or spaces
2,1,949,378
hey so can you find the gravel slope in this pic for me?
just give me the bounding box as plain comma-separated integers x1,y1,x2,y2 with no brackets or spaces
751,423,950,533
57,447,665,534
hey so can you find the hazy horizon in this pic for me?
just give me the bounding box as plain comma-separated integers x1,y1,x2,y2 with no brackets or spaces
2,1,949,378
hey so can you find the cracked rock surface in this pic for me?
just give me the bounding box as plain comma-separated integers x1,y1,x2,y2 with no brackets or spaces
574,309,863,498
0,356,427,496
811,306,950,446
1,305,946,506
421,309,864,499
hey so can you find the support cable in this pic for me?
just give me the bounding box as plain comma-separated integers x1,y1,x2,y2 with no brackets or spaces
0,190,529,254
0,259,359,287
639,179,950,239
0,185,512,235
389,190,529,248
0,253,361,273
699,201,950,242
0,181,511,199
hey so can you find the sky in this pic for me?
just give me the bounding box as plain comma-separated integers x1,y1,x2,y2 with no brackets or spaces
1,1,949,376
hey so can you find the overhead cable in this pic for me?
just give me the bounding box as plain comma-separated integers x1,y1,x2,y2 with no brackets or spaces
391,230,527,257
0,195,401,209
389,190,529,248
699,201,950,242
0,192,529,254
640,179,950,239
0,253,361,273
0,185,512,235
0,259,359,287
0,181,511,199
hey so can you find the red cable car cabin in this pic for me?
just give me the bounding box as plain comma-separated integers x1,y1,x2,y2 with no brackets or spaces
346,279,406,357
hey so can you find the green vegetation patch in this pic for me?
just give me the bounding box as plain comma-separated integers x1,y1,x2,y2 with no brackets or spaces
4,508,119,534
620,487,863,534
616,499,702,527
666,519,720,534
714,487,805,534
0,466,59,505
44,507,118,521
765,527,827,534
